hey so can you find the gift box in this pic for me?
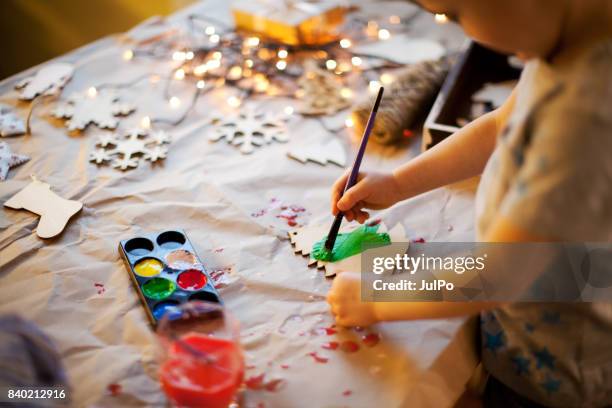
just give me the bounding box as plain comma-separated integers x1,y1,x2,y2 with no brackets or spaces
232,0,347,46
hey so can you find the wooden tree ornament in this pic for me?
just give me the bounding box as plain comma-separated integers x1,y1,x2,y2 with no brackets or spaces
287,138,346,167
289,221,408,277
4,176,83,239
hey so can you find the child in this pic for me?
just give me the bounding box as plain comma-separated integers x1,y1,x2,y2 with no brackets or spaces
326,0,612,406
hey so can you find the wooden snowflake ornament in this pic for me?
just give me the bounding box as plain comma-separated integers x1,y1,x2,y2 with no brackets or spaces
209,108,288,154
52,89,135,131
15,63,74,100
89,128,171,170
0,105,26,137
0,142,29,181
287,139,346,167
289,221,408,277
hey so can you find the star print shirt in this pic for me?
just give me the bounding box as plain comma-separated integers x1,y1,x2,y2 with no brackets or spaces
475,39,612,407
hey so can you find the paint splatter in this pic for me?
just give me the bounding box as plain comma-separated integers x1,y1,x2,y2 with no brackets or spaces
245,374,285,392
246,374,265,389
311,224,391,262
340,341,360,353
276,205,306,227
252,198,308,227
311,326,337,336
362,333,381,347
412,238,426,243
107,383,122,396
281,364,290,369
322,341,339,350
94,282,105,295
343,390,353,397
308,352,329,363
209,266,232,288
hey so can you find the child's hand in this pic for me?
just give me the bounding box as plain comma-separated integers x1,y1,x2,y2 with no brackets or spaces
327,272,378,327
331,171,402,223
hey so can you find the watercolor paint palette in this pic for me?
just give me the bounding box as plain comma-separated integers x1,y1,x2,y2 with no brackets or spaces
119,229,222,325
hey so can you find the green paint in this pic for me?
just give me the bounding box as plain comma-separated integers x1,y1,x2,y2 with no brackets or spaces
142,277,176,300
311,224,391,262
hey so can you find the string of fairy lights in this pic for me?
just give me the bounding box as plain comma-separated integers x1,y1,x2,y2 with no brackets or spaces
76,8,450,133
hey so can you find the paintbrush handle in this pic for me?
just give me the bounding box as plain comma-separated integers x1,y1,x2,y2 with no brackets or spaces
325,87,384,251
343,87,385,193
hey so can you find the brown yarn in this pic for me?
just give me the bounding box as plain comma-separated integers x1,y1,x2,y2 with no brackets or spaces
351,58,451,145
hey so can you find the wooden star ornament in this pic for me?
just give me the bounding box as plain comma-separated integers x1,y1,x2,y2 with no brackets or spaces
0,142,29,181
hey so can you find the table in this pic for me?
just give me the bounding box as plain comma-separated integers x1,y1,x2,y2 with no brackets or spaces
0,1,479,406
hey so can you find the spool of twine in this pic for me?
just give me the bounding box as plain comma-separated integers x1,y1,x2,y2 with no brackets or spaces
351,58,451,145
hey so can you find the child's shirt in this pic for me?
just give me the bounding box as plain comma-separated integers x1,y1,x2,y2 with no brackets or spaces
475,39,612,406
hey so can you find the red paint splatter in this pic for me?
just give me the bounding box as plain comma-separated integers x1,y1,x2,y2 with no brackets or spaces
281,364,290,369
322,341,339,350
246,374,265,389
245,374,285,392
343,390,353,397
94,282,105,295
403,129,414,138
209,266,232,288
107,383,121,396
412,238,426,243
308,352,329,363
340,341,360,353
362,333,381,347
311,326,337,336
264,379,285,392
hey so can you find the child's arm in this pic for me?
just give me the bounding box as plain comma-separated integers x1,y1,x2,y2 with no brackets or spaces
332,90,517,223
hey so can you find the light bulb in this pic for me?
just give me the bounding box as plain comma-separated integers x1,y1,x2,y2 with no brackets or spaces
122,49,134,61
87,87,97,98
378,29,391,40
169,96,181,108
325,59,337,70
174,69,185,80
435,13,449,24
339,38,352,48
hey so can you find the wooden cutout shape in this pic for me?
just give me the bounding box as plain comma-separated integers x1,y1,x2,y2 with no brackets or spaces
289,221,408,277
0,142,29,181
15,63,74,100
296,61,350,116
52,89,135,131
4,176,83,239
287,138,346,167
0,105,26,137
89,128,171,171
209,108,288,154
353,36,445,65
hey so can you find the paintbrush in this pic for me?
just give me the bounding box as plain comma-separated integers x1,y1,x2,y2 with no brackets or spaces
324,87,385,254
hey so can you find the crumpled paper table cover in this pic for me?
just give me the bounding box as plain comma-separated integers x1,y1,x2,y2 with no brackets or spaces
0,1,477,406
